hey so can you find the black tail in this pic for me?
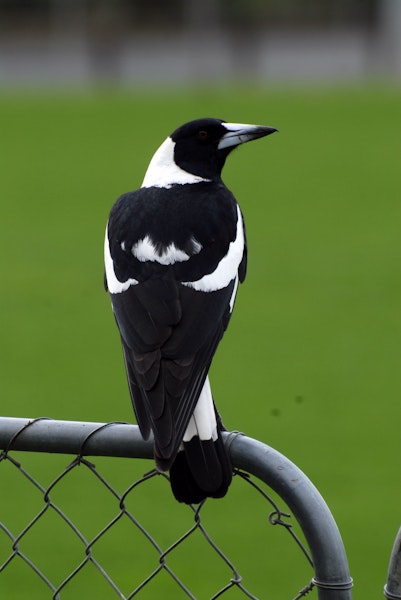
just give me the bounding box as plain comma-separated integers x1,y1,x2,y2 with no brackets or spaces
169,432,232,504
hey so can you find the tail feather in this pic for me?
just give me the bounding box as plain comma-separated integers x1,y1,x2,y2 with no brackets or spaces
169,433,232,504
157,375,233,504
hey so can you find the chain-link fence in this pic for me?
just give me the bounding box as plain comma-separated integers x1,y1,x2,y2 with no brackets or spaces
0,416,361,599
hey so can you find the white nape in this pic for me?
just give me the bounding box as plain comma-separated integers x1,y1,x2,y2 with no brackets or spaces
141,137,210,189
181,204,244,292
183,377,218,443
104,227,138,294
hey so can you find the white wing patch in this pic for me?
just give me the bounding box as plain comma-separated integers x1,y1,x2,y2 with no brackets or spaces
104,227,138,294
183,377,217,442
131,235,202,265
181,204,244,293
229,274,239,313
141,137,210,189
132,236,189,264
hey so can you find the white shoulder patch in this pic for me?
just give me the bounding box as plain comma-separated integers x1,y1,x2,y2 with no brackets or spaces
141,137,210,189
104,227,138,294
181,205,245,293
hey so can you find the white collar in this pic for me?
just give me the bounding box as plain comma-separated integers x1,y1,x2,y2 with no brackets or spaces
141,137,210,189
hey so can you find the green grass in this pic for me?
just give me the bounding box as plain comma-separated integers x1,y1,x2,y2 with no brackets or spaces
0,85,400,598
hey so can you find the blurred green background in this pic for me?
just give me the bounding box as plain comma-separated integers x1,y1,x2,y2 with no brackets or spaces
0,86,400,598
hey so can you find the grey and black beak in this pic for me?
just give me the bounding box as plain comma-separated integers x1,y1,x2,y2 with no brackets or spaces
218,122,278,150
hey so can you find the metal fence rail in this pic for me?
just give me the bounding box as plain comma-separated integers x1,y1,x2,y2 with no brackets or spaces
384,526,401,600
0,416,355,599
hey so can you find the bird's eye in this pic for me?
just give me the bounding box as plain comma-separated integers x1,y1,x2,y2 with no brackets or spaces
196,130,209,141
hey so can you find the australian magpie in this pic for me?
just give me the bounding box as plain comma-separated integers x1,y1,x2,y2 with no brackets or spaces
104,118,276,504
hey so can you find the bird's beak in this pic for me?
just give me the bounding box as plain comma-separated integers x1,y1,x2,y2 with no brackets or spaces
218,123,278,150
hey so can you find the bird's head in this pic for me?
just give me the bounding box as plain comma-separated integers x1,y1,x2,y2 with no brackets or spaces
141,118,277,189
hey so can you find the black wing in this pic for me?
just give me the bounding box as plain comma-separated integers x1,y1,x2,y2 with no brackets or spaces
105,182,246,469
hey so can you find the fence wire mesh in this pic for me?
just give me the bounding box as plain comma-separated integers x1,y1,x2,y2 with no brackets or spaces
0,418,351,600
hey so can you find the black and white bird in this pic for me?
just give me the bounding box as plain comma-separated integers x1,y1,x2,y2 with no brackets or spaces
104,118,276,504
